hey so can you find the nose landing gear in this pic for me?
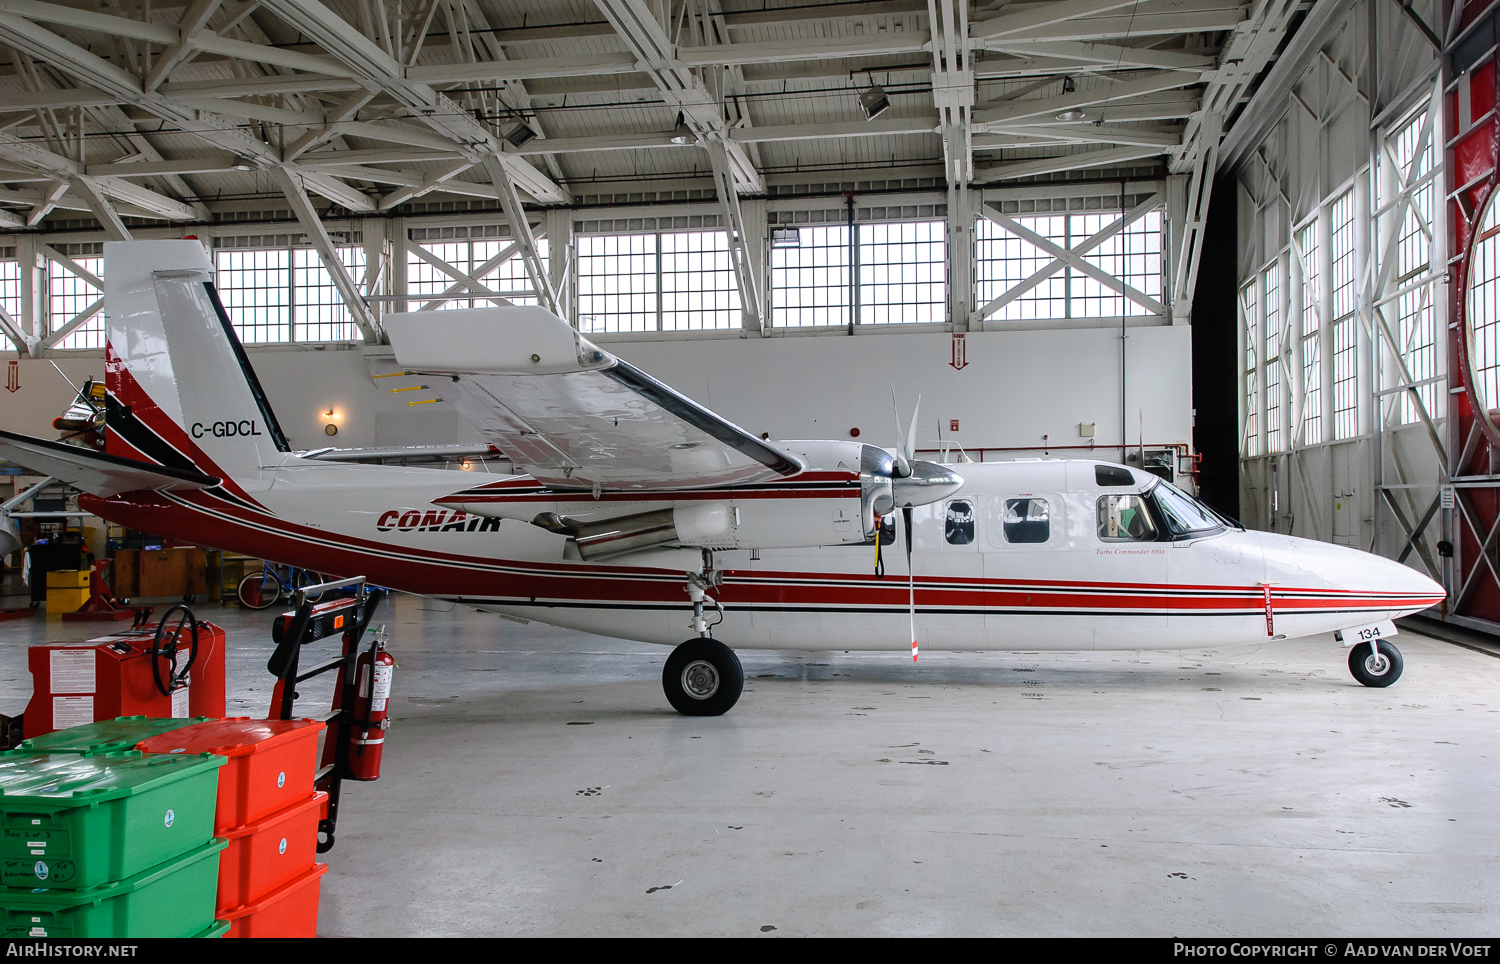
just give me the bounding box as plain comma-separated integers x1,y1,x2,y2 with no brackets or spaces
1349,639,1403,687
662,573,743,716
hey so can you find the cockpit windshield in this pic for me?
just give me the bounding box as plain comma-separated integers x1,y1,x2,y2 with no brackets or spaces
1148,480,1225,538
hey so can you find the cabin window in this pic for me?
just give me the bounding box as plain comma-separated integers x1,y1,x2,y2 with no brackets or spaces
1096,494,1157,542
1003,498,1050,544
945,500,975,545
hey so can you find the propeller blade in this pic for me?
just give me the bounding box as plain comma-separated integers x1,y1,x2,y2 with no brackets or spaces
903,505,916,662
890,387,911,478
905,394,922,468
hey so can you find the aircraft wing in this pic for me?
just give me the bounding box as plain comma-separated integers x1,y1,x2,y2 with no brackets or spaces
0,429,220,497
383,307,805,491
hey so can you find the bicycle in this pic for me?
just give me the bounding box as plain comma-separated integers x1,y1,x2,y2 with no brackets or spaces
236,561,327,610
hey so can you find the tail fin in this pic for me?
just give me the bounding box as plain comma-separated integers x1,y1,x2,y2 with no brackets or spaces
104,240,289,484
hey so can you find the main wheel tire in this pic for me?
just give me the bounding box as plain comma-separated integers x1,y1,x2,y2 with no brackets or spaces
236,572,278,610
662,639,744,716
1349,639,1403,687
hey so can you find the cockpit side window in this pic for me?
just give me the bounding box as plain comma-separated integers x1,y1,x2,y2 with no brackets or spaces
1095,465,1135,486
1096,494,1157,542
945,499,975,545
1149,481,1224,538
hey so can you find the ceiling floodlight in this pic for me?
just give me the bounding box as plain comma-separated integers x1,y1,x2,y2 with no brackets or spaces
1056,109,1088,122
1062,76,1076,93
231,159,253,172
670,113,694,145
505,123,537,149
772,227,801,249
859,83,891,120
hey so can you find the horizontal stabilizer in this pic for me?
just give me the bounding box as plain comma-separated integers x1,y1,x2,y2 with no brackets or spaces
0,429,220,498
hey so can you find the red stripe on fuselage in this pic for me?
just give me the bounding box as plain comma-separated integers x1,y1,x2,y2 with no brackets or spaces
77,490,1444,617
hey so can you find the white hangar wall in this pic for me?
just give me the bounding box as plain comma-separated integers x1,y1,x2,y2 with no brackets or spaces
0,324,1191,467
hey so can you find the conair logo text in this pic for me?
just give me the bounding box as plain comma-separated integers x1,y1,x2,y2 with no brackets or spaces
192,420,262,438
377,509,501,533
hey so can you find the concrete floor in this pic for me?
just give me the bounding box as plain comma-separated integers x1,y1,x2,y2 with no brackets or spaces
1,584,1498,937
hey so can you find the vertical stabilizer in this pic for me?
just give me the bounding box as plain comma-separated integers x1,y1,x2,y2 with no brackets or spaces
104,240,288,485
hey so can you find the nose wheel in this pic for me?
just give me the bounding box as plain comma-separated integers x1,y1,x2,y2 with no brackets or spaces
663,639,743,716
1348,639,1403,687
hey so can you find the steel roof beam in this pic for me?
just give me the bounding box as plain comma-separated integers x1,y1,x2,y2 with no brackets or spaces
0,12,376,213
973,72,1201,126
975,144,1168,182
143,0,222,92
592,0,763,194
257,0,570,205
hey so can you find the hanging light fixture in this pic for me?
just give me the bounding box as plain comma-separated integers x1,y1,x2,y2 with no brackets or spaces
1056,76,1085,121
859,83,891,120
670,113,694,145
505,123,537,148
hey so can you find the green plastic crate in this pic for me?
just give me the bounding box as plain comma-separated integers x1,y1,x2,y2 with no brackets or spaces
17,717,214,756
0,837,227,938
194,919,230,938
0,752,224,889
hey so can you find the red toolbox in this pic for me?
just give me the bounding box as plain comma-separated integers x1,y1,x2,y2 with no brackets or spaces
136,717,324,830
23,621,227,738
214,791,325,912
218,862,330,939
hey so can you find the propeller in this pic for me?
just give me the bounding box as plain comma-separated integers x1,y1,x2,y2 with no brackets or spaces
890,390,924,661
903,505,916,662
890,388,921,479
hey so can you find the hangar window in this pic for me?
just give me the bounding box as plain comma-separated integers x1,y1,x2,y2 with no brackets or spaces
1295,219,1321,445
1468,188,1500,416
1263,260,1283,454
1380,105,1441,426
1002,498,1050,544
215,245,365,344
1330,189,1359,440
770,220,947,327
1242,281,1259,456
407,236,547,311
1096,494,1156,542
49,254,104,351
770,224,851,327
0,259,21,352
859,221,946,325
944,500,975,545
577,231,738,333
661,231,741,331
975,207,1163,323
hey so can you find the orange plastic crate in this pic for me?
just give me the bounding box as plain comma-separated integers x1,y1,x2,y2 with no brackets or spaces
136,718,324,831
219,862,329,939
215,791,324,912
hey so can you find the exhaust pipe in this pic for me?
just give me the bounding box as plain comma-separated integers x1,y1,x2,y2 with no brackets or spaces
539,503,733,561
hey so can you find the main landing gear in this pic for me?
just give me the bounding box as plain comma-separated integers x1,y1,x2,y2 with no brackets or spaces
1349,639,1404,687
662,573,743,716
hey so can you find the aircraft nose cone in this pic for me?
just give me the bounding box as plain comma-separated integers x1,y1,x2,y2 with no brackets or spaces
1384,556,1445,605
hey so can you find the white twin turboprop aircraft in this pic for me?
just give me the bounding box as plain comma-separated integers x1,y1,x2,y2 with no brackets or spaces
0,242,1446,715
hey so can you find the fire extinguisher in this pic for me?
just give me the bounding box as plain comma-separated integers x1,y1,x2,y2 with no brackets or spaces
347,640,393,781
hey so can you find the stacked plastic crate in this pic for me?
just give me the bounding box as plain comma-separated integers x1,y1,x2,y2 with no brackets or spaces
0,748,229,938
136,718,327,938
